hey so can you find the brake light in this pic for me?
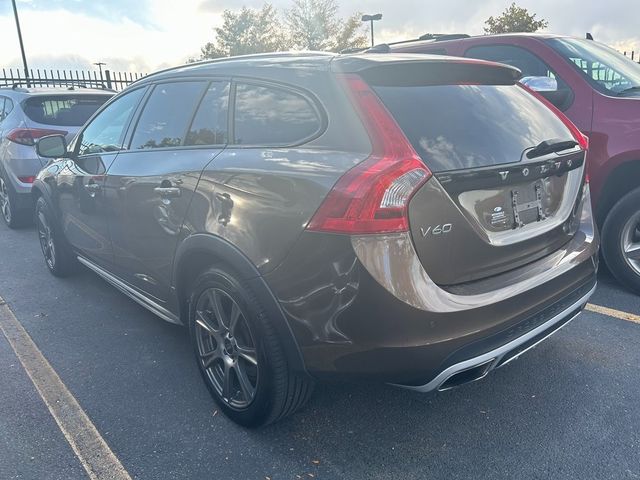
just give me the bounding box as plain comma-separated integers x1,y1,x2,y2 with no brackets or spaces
517,84,588,150
18,176,36,184
307,74,431,234
7,128,68,147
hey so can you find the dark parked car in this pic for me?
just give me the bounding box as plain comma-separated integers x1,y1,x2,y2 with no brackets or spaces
391,33,640,294
32,52,598,427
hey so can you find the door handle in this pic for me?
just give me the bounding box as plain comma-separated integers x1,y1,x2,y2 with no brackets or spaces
154,186,181,198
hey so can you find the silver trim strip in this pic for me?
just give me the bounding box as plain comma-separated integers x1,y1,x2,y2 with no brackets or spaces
392,283,596,393
77,256,182,325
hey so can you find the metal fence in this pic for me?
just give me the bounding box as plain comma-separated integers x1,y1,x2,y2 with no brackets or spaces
623,51,640,63
0,67,146,91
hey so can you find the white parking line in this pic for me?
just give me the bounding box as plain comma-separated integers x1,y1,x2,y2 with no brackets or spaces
586,303,640,325
0,297,132,480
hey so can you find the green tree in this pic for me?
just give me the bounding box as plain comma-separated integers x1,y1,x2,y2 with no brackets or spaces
484,3,548,34
285,0,367,52
197,4,289,60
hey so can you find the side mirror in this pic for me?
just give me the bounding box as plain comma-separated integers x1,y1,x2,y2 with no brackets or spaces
36,134,68,158
520,76,558,92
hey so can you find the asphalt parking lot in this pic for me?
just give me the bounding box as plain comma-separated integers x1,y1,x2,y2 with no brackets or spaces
1,220,639,480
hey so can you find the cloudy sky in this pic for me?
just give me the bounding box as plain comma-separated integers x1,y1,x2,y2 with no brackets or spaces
0,0,638,74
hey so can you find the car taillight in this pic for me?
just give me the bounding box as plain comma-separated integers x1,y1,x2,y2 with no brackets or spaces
307,74,431,234
7,128,68,147
18,176,36,184
517,84,589,150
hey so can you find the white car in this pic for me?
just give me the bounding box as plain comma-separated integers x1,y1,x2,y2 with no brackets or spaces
0,84,113,227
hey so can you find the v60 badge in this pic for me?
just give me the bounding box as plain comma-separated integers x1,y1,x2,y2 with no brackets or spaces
420,224,453,237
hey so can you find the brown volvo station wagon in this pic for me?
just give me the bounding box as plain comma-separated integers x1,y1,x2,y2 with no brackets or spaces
32,52,598,427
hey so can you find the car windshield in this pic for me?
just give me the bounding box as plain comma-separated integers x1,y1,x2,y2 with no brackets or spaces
547,38,640,95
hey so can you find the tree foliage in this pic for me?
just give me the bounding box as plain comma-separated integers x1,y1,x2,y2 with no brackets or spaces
198,4,289,60
194,0,367,60
484,3,548,34
285,0,367,52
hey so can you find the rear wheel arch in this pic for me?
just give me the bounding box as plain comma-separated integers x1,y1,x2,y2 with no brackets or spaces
596,159,640,226
172,233,307,374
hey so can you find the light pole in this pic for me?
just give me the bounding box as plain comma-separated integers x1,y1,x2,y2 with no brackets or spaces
361,13,382,47
94,62,106,80
11,0,30,85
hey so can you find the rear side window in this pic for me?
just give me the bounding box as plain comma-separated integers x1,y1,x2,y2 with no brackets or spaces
0,97,13,122
131,81,207,149
22,95,109,126
185,82,229,146
234,83,321,145
464,45,572,109
372,84,573,172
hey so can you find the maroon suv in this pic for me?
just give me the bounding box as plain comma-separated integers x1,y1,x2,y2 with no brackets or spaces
393,33,640,294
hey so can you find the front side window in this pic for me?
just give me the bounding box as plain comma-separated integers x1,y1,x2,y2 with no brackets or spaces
130,81,207,149
548,38,640,95
234,83,321,145
77,88,145,156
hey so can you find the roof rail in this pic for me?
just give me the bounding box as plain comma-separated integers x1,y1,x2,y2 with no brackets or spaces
130,51,333,87
359,33,470,54
1,80,115,92
418,33,470,42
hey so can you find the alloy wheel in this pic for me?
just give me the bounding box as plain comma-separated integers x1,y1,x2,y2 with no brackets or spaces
0,177,11,224
194,288,259,409
37,210,56,269
621,211,640,276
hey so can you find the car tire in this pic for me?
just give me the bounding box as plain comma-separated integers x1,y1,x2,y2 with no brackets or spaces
0,174,29,229
35,196,77,277
188,266,314,427
602,187,640,295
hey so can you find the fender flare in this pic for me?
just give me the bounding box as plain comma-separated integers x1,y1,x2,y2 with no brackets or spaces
172,233,307,374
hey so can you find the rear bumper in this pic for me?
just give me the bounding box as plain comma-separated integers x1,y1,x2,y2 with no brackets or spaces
392,282,595,392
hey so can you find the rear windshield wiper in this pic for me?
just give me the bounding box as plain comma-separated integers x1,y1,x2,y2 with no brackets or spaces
526,139,578,159
616,85,640,96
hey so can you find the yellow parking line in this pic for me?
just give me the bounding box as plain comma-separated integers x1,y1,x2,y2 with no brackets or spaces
586,303,640,325
0,297,132,480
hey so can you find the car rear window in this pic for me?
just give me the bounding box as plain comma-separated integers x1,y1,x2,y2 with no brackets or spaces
22,95,110,127
371,84,572,172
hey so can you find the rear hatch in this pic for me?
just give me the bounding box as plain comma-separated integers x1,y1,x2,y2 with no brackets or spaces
358,59,587,285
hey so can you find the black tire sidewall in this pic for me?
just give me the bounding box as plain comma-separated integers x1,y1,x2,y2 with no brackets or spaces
602,187,640,294
35,196,74,277
188,268,278,427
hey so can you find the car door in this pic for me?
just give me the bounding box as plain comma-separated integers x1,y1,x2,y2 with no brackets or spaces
104,79,229,303
56,87,146,267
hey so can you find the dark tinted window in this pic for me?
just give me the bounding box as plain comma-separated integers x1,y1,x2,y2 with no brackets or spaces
23,95,110,126
234,83,320,145
78,88,145,156
131,81,206,149
466,44,573,111
185,82,229,146
373,84,573,172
